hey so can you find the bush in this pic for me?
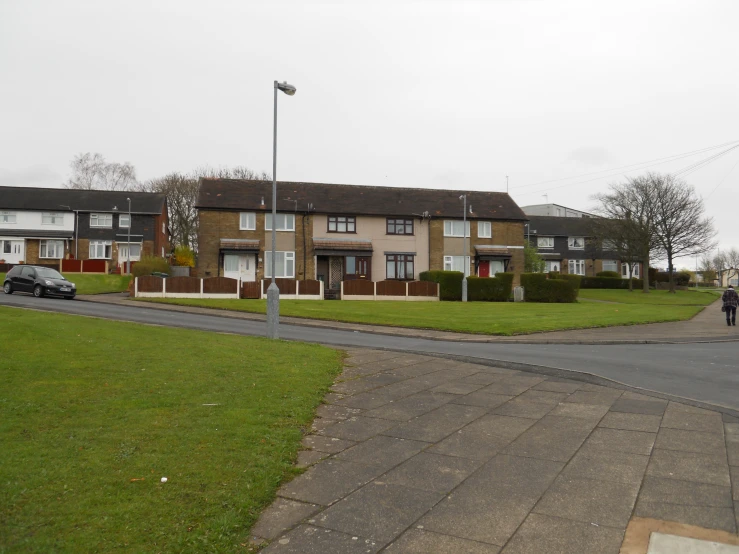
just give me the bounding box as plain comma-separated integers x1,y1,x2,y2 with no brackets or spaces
132,256,170,278
655,271,691,286
467,273,514,302
520,273,578,303
648,267,659,285
560,274,582,293
596,271,620,278
580,277,644,289
419,270,463,301
173,245,195,267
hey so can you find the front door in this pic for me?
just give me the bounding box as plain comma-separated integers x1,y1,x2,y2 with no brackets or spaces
344,256,372,280
478,261,490,277
1,239,24,264
224,254,255,281
329,257,344,289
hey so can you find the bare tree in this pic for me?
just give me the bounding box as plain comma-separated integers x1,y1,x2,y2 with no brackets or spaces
722,247,739,286
65,152,138,191
649,173,717,292
192,166,270,181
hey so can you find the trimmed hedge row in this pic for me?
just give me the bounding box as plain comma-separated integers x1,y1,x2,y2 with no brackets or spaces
596,271,620,278
521,273,578,303
132,256,171,278
419,271,514,301
419,270,463,301
580,277,644,289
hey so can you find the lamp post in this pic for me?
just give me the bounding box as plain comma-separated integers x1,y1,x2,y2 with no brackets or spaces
126,197,131,275
267,80,297,340
459,194,468,302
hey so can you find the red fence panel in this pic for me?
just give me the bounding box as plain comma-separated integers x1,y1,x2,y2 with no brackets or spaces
166,276,201,293
203,277,238,294
241,281,260,299
138,275,163,292
343,280,374,296
376,280,407,296
61,259,82,273
408,280,438,297
298,280,320,295
82,259,107,273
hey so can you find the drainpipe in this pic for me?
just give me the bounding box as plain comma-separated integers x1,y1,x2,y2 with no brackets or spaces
302,212,307,280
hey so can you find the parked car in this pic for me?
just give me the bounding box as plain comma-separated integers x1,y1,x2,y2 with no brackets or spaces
3,265,76,299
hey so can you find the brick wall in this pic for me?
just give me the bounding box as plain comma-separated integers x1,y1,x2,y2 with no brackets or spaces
25,239,40,264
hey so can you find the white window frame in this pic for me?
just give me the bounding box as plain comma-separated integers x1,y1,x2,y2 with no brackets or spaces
443,255,471,276
119,243,142,261
90,213,113,228
265,213,295,232
477,221,491,238
239,212,256,230
602,260,618,273
39,240,64,259
621,263,640,278
0,211,17,224
444,220,470,237
89,240,112,259
264,251,295,278
119,214,130,228
568,259,585,276
224,254,239,272
545,260,561,273
537,236,554,248
568,236,585,250
42,212,64,225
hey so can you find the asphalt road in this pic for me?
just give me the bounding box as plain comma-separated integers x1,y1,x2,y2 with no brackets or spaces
2,293,738,411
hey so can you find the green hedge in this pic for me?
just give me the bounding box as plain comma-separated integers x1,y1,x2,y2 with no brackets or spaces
596,271,620,278
132,256,171,278
419,270,463,301
521,273,578,303
467,273,514,302
580,276,644,289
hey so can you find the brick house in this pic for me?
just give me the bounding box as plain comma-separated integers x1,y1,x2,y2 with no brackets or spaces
196,179,527,291
0,187,169,269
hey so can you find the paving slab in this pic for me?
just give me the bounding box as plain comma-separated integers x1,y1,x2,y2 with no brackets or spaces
334,435,428,471
430,414,536,461
610,398,668,416
548,401,611,420
277,459,384,506
301,435,355,454
430,380,487,395
362,391,456,421
491,398,558,419
646,449,732,487
599,411,663,433
661,410,725,434
584,427,656,456
382,403,487,442
261,524,382,554
638,476,733,508
635,501,737,534
654,427,727,456
381,452,483,493
450,391,514,409
565,389,623,406
318,416,397,442
251,498,321,541
562,446,650,485
384,529,500,553
503,415,596,462
532,379,582,394
297,450,329,468
647,533,739,554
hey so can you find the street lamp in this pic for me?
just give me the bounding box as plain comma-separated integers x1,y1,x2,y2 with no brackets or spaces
267,80,297,340
126,198,131,275
459,194,468,302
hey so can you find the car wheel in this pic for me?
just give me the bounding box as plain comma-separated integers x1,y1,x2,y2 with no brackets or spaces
33,285,44,298
3,282,12,294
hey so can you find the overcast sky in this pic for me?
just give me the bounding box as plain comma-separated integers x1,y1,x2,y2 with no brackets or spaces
1,0,737,267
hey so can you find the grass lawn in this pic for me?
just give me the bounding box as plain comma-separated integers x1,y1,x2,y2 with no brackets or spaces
0,272,131,295
577,289,721,305
133,293,707,336
0,307,342,553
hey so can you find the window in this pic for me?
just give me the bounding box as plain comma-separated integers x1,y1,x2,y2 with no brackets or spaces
443,220,470,237
264,251,295,278
328,216,356,233
89,241,112,259
0,211,17,224
42,212,64,225
386,218,413,235
240,212,256,230
90,213,113,227
265,213,295,231
40,240,64,258
443,255,471,276
602,260,618,273
2,241,10,254
162,223,166,234
602,239,617,251
568,236,585,249
119,244,141,261
224,255,239,272
545,260,561,273
537,236,554,248
568,259,585,275
556,208,563,216
119,214,130,228
477,221,491,238
386,254,414,280
621,263,640,278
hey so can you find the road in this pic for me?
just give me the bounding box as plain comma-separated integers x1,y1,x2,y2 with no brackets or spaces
2,293,738,411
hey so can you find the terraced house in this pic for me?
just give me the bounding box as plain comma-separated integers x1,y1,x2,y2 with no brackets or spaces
0,187,169,270
196,179,527,295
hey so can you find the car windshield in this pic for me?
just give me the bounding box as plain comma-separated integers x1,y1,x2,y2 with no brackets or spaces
35,268,65,279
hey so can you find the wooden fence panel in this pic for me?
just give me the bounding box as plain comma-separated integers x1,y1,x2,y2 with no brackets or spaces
203,276,238,294
138,275,163,292
298,280,320,295
82,259,107,273
376,280,407,296
408,280,438,297
61,259,82,273
343,280,374,296
241,281,260,299
262,278,297,295
166,276,200,293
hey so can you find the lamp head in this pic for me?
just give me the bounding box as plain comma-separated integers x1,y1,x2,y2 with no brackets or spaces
276,81,297,96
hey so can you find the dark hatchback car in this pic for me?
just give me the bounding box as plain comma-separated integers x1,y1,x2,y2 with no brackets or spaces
3,265,76,299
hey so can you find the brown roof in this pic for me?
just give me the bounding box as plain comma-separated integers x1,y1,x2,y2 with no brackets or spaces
220,239,260,251
475,246,516,255
196,179,527,221
313,238,373,251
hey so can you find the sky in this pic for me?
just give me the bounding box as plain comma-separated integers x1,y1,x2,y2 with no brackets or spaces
1,0,737,268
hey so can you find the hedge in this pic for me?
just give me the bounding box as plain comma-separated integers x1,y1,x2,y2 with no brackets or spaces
419,270,463,301
520,273,578,303
467,273,514,302
596,271,620,278
132,256,171,278
580,277,644,289
656,271,691,286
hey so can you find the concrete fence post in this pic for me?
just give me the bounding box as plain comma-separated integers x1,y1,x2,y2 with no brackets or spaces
162,277,166,298
134,277,138,297
200,278,204,298
340,280,344,300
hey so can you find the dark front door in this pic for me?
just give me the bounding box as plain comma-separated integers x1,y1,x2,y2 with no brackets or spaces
478,261,490,278
344,256,372,281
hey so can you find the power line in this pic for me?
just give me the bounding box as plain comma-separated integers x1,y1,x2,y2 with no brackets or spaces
705,153,739,200
671,144,739,179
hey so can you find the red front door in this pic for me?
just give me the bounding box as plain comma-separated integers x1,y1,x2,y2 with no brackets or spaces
478,261,490,277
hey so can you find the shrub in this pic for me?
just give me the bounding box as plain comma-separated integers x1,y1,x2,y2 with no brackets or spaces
596,271,620,278
655,271,691,286
560,274,582,293
520,273,578,303
467,273,514,302
580,277,644,289
648,267,659,284
419,270,463,301
173,245,195,267
132,256,170,278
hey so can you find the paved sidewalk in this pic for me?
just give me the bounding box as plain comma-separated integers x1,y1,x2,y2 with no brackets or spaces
78,294,738,344
251,349,739,553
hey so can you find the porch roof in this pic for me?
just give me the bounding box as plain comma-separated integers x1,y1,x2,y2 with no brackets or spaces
219,238,260,253
313,238,373,256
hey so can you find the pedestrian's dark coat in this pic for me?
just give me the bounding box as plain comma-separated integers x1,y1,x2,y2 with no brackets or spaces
722,287,739,308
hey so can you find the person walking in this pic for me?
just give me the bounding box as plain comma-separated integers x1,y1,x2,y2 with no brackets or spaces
722,284,738,326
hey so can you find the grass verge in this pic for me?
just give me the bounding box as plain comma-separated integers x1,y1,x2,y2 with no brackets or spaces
0,306,342,552
577,289,720,305
133,295,706,336
0,272,131,295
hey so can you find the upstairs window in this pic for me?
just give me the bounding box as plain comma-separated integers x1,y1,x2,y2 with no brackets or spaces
240,212,256,230
328,216,356,233
386,218,413,235
265,213,295,231
537,236,554,248
90,213,113,228
42,212,64,225
477,221,491,238
0,211,17,224
119,214,130,228
568,236,585,250
444,220,470,237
